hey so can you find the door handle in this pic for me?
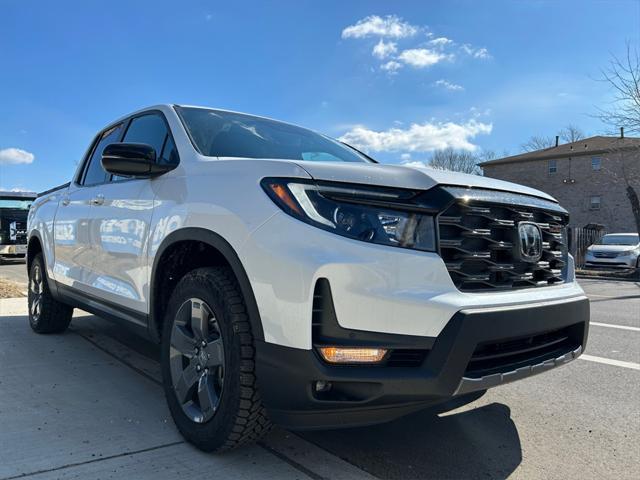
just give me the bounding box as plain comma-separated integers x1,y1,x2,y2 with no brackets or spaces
91,194,105,206
61,196,70,206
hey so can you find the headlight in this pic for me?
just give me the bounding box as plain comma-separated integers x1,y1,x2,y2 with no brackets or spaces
618,250,635,257
261,178,436,252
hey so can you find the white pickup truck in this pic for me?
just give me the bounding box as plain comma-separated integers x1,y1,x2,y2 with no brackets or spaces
28,104,590,452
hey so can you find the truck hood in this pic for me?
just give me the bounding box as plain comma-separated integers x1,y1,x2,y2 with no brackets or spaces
293,161,556,202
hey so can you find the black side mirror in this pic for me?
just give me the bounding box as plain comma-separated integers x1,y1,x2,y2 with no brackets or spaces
102,143,174,177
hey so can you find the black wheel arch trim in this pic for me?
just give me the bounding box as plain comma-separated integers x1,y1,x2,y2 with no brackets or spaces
27,231,60,298
149,227,265,343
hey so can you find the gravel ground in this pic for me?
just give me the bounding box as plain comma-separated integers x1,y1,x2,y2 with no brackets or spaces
0,278,25,298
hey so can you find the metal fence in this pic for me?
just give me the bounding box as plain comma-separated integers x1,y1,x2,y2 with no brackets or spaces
568,227,606,268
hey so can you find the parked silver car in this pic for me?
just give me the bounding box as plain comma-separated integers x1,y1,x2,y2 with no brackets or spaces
585,233,640,269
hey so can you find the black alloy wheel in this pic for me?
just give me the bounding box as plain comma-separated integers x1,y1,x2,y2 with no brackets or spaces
169,297,225,423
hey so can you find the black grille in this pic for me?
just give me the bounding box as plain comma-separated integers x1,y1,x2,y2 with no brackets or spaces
593,251,618,258
386,349,427,367
437,197,568,291
465,325,580,378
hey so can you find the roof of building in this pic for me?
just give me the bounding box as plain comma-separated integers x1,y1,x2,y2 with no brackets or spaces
479,135,640,167
0,190,37,199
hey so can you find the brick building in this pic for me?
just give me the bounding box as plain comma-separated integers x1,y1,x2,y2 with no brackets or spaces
480,133,640,232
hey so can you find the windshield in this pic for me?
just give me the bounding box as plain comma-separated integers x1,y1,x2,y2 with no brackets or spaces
0,199,32,210
596,234,639,246
175,106,370,163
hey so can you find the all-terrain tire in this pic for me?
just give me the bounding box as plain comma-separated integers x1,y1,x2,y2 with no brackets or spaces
161,266,271,452
28,253,73,333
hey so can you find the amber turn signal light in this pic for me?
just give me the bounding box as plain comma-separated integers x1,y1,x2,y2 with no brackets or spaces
317,347,388,364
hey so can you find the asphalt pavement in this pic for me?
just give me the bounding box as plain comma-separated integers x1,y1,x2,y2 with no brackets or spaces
0,267,638,479
0,258,27,287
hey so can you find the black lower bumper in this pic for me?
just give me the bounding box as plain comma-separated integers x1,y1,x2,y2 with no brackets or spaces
255,296,589,430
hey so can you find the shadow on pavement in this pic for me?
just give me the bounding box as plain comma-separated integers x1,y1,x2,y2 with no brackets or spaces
300,400,522,480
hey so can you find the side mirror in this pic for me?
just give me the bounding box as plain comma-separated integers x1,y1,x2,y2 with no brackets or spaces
101,143,174,177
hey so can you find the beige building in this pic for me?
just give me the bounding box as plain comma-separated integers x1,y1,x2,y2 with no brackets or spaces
480,134,640,232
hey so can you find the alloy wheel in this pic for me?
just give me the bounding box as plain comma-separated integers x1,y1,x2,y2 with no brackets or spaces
169,298,225,423
29,264,43,322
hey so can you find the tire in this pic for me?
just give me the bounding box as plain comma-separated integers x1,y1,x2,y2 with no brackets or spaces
28,253,73,334
161,266,271,452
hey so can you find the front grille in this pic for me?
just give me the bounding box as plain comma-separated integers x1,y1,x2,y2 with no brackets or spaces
465,325,581,378
593,252,618,258
437,194,568,291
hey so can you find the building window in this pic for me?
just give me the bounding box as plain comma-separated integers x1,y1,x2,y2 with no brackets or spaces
591,156,601,171
589,195,601,210
548,159,557,174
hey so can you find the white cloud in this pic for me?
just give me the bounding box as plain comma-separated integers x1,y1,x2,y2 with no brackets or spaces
428,37,453,47
0,186,31,192
401,160,430,169
342,15,418,39
0,147,35,165
434,79,464,91
400,153,412,161
398,48,447,68
342,15,492,76
338,120,493,153
372,39,397,59
473,47,491,59
461,44,491,59
380,60,403,73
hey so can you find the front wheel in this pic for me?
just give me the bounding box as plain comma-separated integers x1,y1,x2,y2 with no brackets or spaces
28,253,73,333
161,267,271,452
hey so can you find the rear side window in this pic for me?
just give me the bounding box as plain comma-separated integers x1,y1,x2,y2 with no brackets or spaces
81,124,123,185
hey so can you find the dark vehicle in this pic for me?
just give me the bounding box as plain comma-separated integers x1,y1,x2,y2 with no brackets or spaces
0,191,36,261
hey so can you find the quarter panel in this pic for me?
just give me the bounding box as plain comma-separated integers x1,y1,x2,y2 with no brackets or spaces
27,191,62,278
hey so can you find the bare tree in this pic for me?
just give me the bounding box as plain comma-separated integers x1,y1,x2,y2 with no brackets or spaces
476,149,498,163
596,42,640,135
602,141,640,236
522,125,586,152
592,43,640,235
521,135,555,152
558,124,585,143
429,148,481,174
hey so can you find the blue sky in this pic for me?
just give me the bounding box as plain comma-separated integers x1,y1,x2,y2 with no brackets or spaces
1,0,639,192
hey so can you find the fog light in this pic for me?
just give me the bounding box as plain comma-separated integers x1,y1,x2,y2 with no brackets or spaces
315,380,332,392
317,347,388,364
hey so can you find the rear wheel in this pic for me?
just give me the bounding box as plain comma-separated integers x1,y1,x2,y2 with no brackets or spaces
161,267,271,452
28,253,73,333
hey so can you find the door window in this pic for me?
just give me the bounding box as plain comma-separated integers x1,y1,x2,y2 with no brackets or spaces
81,124,123,185
123,114,169,159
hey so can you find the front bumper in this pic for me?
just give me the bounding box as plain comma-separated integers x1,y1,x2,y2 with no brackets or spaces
256,296,589,430
585,255,637,268
242,211,585,350
0,244,27,256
